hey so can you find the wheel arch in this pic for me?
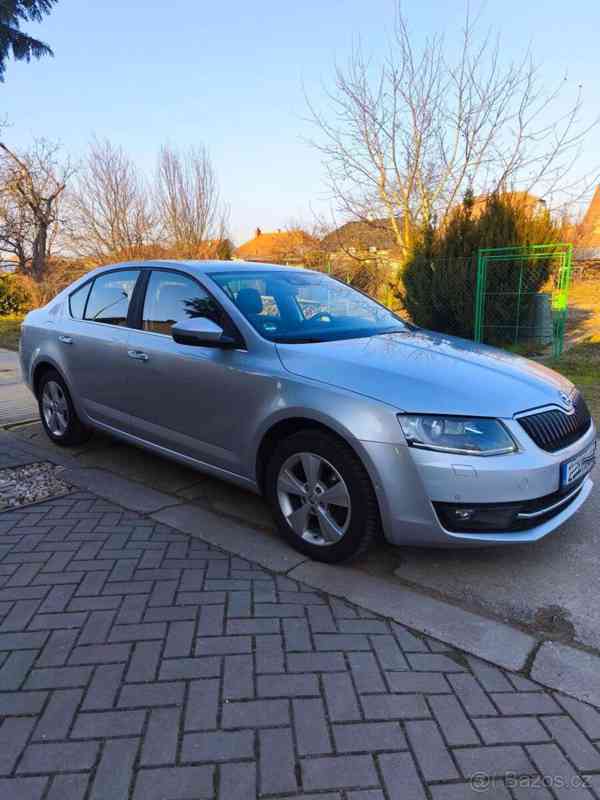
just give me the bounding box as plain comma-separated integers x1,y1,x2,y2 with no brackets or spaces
254,413,382,502
31,359,85,422
32,359,61,397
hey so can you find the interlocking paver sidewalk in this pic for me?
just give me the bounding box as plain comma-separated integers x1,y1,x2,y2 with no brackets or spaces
0,489,599,799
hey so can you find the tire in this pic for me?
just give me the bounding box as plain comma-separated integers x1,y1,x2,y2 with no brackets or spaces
37,368,91,446
265,429,379,563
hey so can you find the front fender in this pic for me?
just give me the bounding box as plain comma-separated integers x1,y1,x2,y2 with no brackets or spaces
247,378,404,518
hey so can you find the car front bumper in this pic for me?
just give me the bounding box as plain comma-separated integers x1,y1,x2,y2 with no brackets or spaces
361,418,597,547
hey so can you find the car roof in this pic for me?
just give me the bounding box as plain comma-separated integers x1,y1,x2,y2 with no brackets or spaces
96,259,310,276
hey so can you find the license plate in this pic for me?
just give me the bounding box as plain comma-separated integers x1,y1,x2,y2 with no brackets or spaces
560,441,596,488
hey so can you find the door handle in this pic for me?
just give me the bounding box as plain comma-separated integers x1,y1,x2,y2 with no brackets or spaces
127,349,149,362
58,335,73,344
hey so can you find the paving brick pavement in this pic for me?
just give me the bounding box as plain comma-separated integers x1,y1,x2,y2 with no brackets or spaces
0,490,599,799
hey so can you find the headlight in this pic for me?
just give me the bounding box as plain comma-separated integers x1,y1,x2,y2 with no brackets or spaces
397,414,517,456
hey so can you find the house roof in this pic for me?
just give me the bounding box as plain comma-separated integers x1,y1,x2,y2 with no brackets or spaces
468,191,545,218
320,219,397,252
578,186,600,248
234,229,317,262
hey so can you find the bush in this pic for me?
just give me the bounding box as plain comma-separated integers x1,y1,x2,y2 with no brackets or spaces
0,315,23,350
401,193,565,342
0,274,38,316
36,259,91,305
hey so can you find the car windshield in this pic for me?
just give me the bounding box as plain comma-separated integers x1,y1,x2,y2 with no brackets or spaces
209,270,408,343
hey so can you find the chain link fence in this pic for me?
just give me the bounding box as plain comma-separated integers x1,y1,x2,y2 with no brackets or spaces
475,245,572,357
400,244,572,357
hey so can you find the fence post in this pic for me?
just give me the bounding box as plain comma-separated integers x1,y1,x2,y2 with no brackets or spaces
474,250,485,342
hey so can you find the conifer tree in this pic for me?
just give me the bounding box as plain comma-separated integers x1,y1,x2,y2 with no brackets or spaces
0,0,58,80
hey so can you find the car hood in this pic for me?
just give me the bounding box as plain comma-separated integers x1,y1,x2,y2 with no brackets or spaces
276,329,573,417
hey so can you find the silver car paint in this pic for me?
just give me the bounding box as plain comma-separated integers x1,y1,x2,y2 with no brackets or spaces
276,329,573,417
20,259,595,547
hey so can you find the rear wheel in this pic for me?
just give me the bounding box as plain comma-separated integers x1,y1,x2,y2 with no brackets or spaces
38,369,91,446
265,430,379,563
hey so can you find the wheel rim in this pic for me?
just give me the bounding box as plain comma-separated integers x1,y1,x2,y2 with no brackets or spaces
41,380,69,437
276,452,351,546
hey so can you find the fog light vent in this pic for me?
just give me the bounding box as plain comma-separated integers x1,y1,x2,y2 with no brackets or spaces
433,482,584,533
434,501,521,533
454,508,475,521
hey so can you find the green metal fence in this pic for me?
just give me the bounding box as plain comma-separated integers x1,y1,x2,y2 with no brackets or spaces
474,244,573,357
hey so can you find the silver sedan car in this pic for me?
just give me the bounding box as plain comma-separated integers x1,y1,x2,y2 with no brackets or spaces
20,260,596,562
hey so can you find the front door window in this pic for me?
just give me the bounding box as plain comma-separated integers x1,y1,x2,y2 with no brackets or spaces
142,271,225,335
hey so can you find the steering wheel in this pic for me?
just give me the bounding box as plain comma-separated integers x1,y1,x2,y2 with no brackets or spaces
309,311,333,323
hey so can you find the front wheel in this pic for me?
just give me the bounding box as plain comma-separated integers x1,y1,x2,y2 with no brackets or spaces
265,430,379,563
38,369,91,446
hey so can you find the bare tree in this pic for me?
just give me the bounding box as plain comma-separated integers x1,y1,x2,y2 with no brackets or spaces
69,138,156,263
0,183,32,270
156,144,229,257
0,138,73,280
308,8,598,262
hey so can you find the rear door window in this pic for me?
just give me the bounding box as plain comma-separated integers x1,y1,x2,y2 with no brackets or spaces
84,270,140,326
69,282,92,319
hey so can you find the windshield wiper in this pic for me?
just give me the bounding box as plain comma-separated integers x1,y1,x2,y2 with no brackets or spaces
274,327,408,344
370,327,408,336
273,336,325,344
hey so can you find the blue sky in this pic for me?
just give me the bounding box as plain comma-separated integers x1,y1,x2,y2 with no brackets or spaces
2,0,599,243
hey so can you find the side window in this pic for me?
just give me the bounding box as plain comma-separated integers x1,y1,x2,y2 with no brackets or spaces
142,270,226,335
69,282,91,319
84,270,140,327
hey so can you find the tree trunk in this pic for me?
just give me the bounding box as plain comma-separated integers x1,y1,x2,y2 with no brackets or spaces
16,244,29,273
31,222,48,282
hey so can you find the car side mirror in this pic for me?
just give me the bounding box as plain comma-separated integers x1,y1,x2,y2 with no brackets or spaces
171,317,236,348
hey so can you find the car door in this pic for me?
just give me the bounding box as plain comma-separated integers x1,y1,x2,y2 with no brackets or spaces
63,268,141,428
124,267,273,476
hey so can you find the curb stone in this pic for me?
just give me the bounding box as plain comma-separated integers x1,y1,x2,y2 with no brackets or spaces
151,503,306,573
531,641,600,707
61,466,183,514
288,561,537,672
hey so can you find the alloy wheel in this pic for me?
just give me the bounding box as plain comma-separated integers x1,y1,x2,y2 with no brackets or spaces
276,451,351,546
42,380,69,437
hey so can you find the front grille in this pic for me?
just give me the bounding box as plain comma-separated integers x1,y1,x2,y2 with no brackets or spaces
518,391,591,452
